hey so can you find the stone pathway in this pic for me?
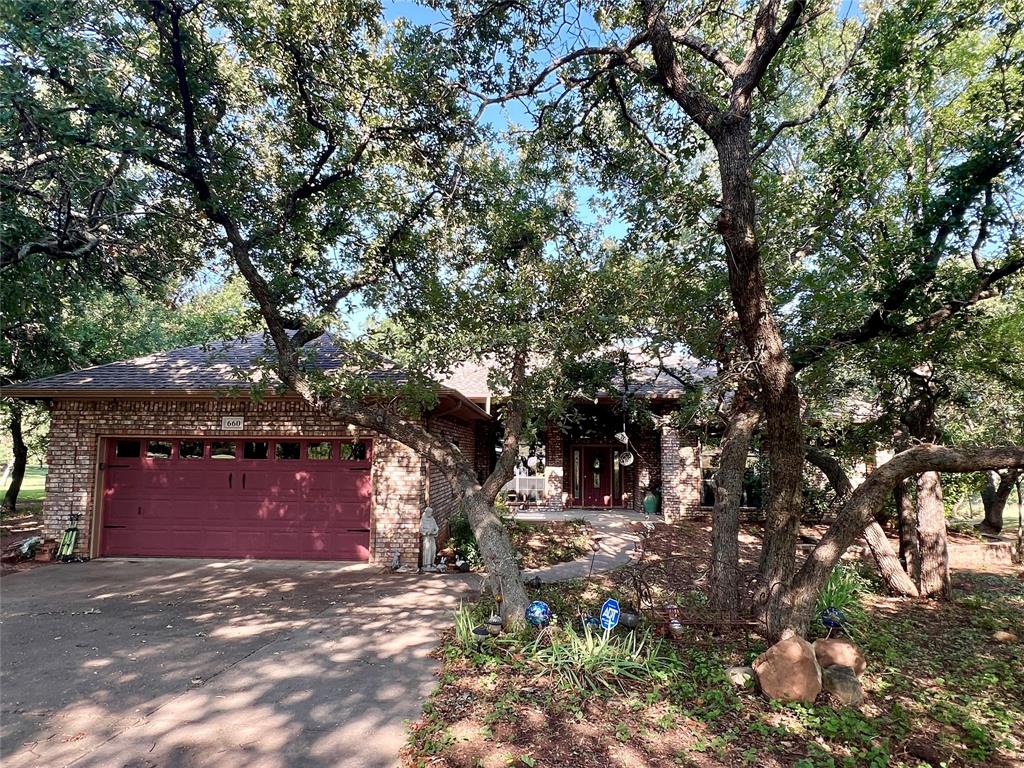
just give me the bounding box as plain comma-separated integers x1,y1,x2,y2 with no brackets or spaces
514,508,651,583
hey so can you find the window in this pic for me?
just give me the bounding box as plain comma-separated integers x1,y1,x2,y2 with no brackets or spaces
308,441,332,460
339,441,368,461
179,441,204,459
211,441,237,459
700,449,763,508
276,441,301,460
115,440,141,458
573,450,581,501
146,441,172,459
243,441,269,459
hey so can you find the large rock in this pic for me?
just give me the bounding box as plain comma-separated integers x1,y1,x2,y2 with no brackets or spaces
813,638,866,677
752,634,821,704
822,665,864,706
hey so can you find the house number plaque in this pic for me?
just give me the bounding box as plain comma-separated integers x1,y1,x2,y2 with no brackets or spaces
221,416,244,430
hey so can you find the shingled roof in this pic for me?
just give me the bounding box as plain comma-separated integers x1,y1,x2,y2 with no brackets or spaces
2,333,489,418
3,334,710,407
438,350,713,403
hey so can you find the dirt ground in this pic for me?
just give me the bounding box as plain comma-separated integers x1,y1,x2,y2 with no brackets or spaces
404,520,1024,768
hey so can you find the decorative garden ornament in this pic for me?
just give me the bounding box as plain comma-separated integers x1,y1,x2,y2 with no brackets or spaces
420,507,439,569
525,600,552,627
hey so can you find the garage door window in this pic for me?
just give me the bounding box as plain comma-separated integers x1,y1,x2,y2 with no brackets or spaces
276,441,301,460
147,441,172,459
180,441,204,459
308,441,332,460
211,441,236,459
116,440,141,458
244,441,269,459
339,441,370,461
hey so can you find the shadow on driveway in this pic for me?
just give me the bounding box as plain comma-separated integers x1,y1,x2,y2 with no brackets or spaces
1,558,476,767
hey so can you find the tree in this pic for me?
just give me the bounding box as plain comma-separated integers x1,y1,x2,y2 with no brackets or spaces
979,470,1022,534
5,0,639,625
1,276,258,512
440,0,1024,636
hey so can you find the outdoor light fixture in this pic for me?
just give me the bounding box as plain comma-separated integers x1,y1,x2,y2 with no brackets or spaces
614,431,629,444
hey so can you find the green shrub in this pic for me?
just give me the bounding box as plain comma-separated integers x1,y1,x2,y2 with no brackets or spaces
448,511,482,567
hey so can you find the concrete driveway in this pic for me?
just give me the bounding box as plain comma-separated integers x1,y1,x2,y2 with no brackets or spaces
1,559,474,768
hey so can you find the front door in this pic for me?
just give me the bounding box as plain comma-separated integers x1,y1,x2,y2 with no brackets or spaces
581,446,612,507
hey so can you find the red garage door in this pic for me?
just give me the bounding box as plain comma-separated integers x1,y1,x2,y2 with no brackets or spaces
101,437,372,561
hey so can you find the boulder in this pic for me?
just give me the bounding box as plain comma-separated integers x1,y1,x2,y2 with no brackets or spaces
725,666,755,688
992,630,1018,644
813,638,866,677
752,634,821,704
822,665,864,706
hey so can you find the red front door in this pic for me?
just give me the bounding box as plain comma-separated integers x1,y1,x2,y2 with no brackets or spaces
101,437,372,561
581,446,612,507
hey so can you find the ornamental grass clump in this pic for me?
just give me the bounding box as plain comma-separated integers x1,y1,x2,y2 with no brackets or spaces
814,563,871,635
530,624,675,694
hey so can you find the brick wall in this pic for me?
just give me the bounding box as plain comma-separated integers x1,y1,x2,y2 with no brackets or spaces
542,423,565,512
423,414,478,548
660,424,702,522
626,428,662,512
41,398,425,566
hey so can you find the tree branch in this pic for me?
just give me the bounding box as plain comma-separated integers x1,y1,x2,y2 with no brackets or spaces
753,15,872,159
732,0,809,111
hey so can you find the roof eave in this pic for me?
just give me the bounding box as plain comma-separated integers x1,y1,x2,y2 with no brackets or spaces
2,385,494,421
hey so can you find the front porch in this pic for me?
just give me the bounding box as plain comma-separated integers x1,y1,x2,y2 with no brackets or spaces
494,404,706,522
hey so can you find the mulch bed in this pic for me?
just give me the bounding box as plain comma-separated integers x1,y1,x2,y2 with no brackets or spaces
404,520,1024,768
508,519,593,570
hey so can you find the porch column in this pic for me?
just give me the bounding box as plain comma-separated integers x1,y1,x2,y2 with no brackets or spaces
543,423,565,511
660,423,701,522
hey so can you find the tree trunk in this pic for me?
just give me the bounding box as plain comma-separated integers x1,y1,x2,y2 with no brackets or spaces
709,394,761,616
714,127,806,641
785,444,1024,635
1016,477,1023,562
462,492,529,625
916,471,951,598
977,470,1019,535
804,446,918,597
2,404,28,515
894,480,921,584
862,521,919,597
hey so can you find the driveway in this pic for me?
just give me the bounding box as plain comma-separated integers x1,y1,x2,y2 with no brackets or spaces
1,559,475,768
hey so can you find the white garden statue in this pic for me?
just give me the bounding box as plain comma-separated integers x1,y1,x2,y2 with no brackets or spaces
419,506,439,570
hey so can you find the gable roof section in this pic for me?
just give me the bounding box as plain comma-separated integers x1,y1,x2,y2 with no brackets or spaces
436,351,714,403
3,333,489,420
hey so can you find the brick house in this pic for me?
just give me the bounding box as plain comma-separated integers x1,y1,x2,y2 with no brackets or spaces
5,335,735,566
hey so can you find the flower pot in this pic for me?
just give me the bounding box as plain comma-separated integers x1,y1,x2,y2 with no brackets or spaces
642,492,660,515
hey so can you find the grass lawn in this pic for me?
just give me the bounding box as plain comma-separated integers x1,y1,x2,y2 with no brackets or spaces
1,465,46,518
404,522,1024,768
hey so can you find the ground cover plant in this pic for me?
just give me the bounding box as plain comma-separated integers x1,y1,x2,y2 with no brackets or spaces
404,521,1024,768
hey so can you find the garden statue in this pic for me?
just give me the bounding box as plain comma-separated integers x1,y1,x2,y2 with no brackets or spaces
420,506,439,569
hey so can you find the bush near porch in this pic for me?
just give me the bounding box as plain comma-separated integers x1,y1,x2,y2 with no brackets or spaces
403,521,1024,768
